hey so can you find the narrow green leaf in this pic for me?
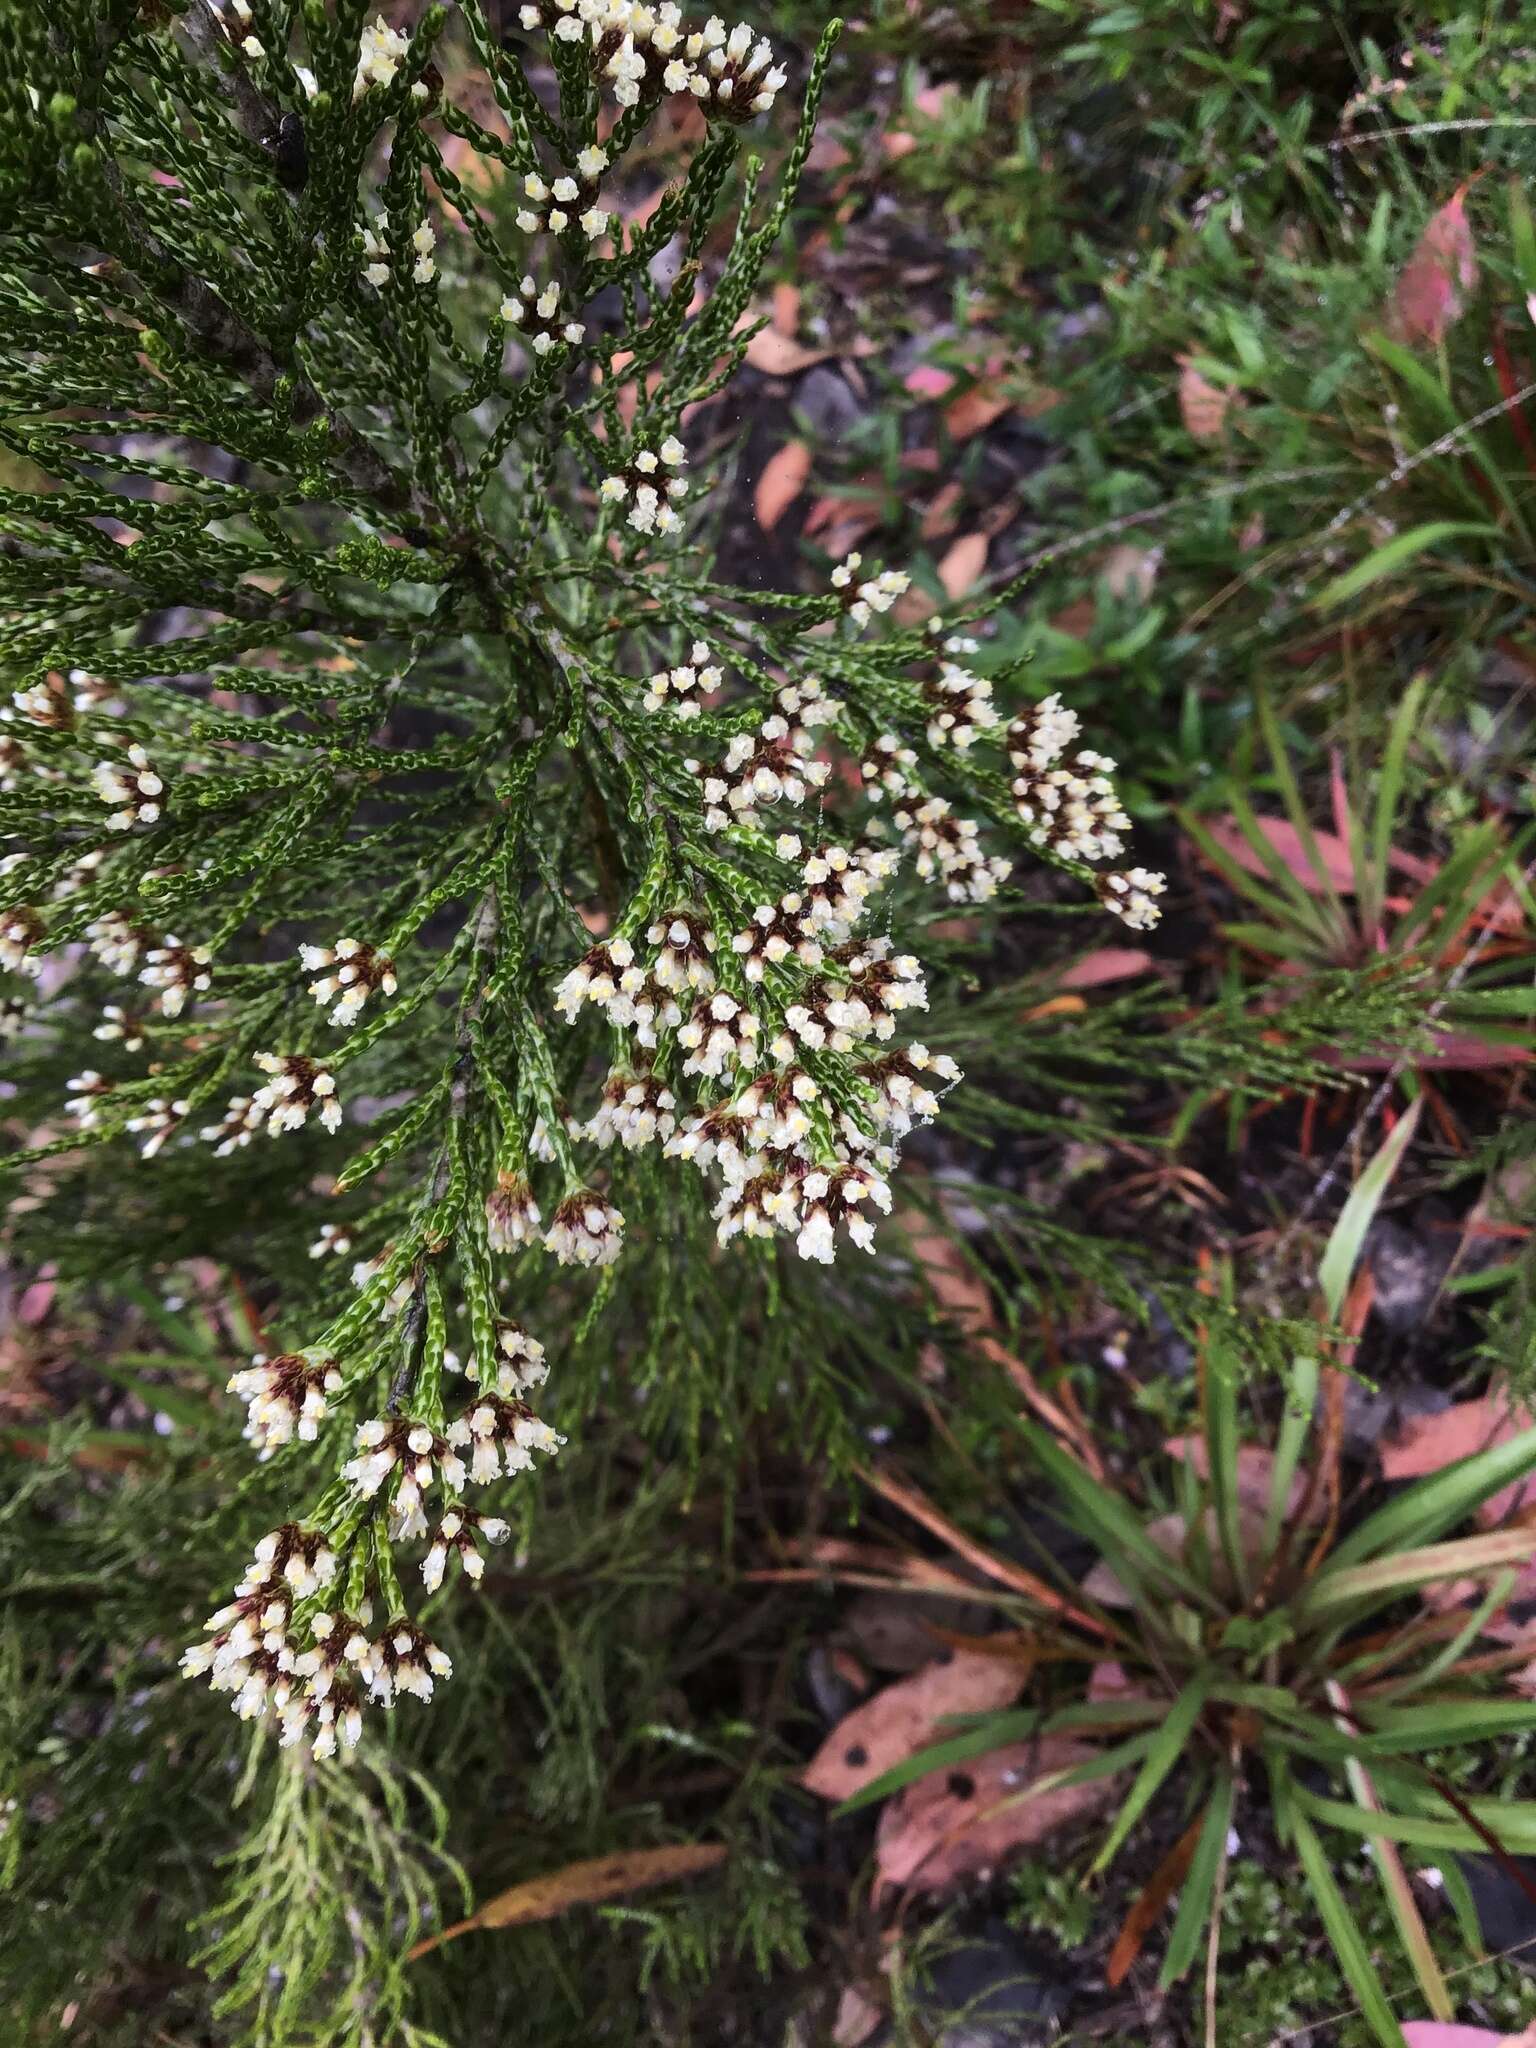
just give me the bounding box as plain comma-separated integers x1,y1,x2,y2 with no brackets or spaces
1292,1811,1409,2048
1089,1673,1211,1875
1319,1098,1421,1322
1158,1770,1235,1989
1325,1425,1536,1570
1313,521,1495,611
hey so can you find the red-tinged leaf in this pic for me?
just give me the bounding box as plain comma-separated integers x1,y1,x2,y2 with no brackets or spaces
1057,947,1154,990
874,1736,1119,1893
882,129,918,161
770,282,799,336
1178,356,1235,441
754,440,812,532
802,1651,1028,1802
938,531,988,599
1391,185,1480,347
904,364,956,399
943,386,1011,440
1402,2029,1522,2048
743,328,837,377
1201,813,1438,894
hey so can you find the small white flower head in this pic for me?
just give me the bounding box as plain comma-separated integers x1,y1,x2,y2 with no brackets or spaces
227,1354,344,1456
895,798,1012,905
1007,694,1082,775
678,988,761,1079
924,660,998,750
543,1189,624,1267
0,994,26,1039
299,936,397,1028
646,908,718,992
250,1053,343,1136
794,1160,893,1264
446,1390,565,1484
124,1094,190,1160
360,221,390,288
92,1002,146,1052
365,1616,453,1706
643,640,722,718
485,1170,542,1252
7,671,78,732
239,1523,338,1600
354,12,410,99
65,1068,113,1130
0,906,45,978
308,1221,354,1260
409,217,437,285
92,743,164,830
861,1043,963,1136
499,273,585,353
553,936,638,1024
684,17,786,119
342,1416,467,1510
139,937,212,1018
600,438,688,536
516,151,610,240
694,715,829,831
861,732,920,804
86,910,147,976
587,1066,677,1150
199,1094,262,1156
1096,867,1167,932
422,1506,510,1592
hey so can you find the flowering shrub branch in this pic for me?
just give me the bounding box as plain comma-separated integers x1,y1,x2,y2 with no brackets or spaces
0,0,1164,1753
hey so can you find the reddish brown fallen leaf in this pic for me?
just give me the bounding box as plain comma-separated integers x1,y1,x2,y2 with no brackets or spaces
1382,1391,1536,1529
874,1736,1117,1893
1178,356,1236,441
408,1844,727,1958
938,531,988,599
832,1985,885,2047
754,440,812,532
743,328,838,377
1163,1436,1320,1521
920,480,965,542
802,1650,1027,1803
1391,184,1479,347
1106,1808,1204,1986
882,130,918,160
943,387,1012,440
1100,543,1160,601
770,282,799,336
1057,947,1153,990
904,364,956,400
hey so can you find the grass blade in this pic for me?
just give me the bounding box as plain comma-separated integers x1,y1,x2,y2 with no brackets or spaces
1089,1673,1211,1875
1158,1771,1235,1989
1291,1810,1409,2048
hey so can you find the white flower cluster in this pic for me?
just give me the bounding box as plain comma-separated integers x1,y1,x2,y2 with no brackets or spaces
486,1171,543,1250
246,1053,343,1136
65,1069,112,1129
0,907,44,977
92,744,164,831
299,937,397,1028
362,216,436,287
925,647,998,750
599,437,688,535
500,274,586,354
643,640,721,717
518,1,785,120
543,1189,625,1265
182,1543,452,1758
353,13,414,98
691,713,831,830
831,551,911,628
1007,696,1166,927
140,936,213,1018
516,151,610,241
893,797,1013,905
228,1350,344,1456
124,1094,188,1160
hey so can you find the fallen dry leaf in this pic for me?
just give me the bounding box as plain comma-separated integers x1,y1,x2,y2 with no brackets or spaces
1200,813,1437,895
754,439,812,532
938,531,988,600
1057,947,1154,990
943,385,1012,440
802,1650,1026,1803
1164,1435,1320,1521
1390,184,1479,347
1178,356,1236,442
832,1985,885,2047
874,1735,1116,1893
1382,1390,1536,1528
743,328,838,377
408,1844,726,1958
